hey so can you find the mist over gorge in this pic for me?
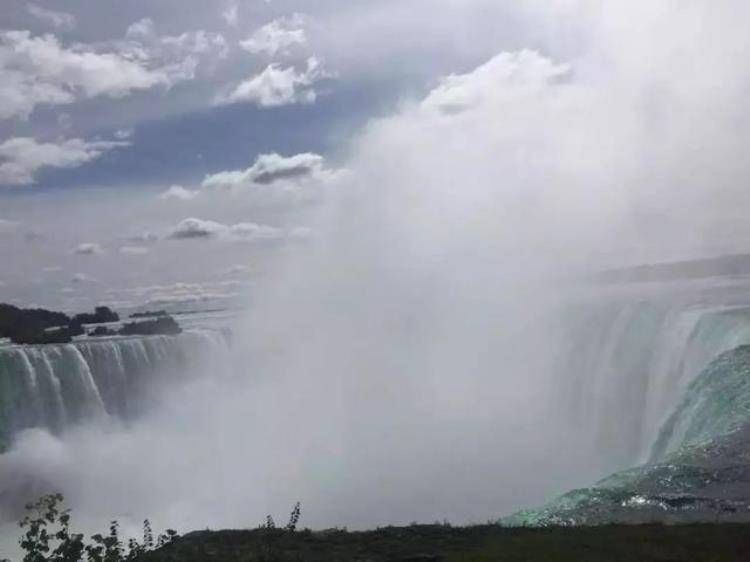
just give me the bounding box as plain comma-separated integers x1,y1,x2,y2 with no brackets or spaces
4,1,750,558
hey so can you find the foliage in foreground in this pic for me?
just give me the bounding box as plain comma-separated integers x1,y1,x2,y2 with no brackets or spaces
7,495,750,561
1,495,303,562
0,494,178,562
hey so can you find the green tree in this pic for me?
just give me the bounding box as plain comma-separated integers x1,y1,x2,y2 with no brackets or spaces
5,494,178,562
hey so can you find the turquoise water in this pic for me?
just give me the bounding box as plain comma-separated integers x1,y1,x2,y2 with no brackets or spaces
651,345,750,459
505,343,750,526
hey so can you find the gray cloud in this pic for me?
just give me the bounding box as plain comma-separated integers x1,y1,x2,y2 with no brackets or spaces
230,222,286,241
202,152,329,189
71,272,93,283
167,217,285,242
224,264,252,275
73,242,103,255
119,246,150,255
125,279,248,308
0,219,21,231
26,4,76,32
114,128,134,140
167,217,226,239
127,231,159,243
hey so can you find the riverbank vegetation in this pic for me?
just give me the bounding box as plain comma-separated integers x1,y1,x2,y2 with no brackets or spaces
0,494,177,562
5,495,750,561
0,304,181,344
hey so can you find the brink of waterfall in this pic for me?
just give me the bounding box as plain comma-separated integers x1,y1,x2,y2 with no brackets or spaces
0,330,230,451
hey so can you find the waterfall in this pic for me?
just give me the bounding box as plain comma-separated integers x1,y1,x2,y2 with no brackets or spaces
650,344,750,459
0,329,230,449
3,291,750,495
556,294,750,471
504,298,750,527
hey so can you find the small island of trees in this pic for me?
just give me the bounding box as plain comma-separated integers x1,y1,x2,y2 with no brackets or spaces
0,304,182,345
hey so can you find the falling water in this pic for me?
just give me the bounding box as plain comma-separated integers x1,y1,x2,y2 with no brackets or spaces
0,329,231,450
552,285,750,473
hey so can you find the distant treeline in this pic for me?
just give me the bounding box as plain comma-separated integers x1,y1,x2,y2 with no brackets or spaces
75,306,120,324
597,252,750,284
0,304,181,345
0,303,71,344
130,309,169,318
92,316,181,338
0,304,118,344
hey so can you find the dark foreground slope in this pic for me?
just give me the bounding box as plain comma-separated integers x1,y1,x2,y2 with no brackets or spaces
138,524,750,562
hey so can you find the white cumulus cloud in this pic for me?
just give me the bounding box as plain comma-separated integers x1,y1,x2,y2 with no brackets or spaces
202,152,329,189
215,57,326,108
239,15,307,56
0,30,182,120
0,136,128,186
159,185,200,201
422,49,570,115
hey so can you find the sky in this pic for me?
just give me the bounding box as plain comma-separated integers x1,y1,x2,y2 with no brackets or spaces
6,0,750,543
4,1,750,313
0,0,543,312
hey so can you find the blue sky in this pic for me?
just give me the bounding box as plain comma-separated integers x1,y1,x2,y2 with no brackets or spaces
3,1,750,312
0,0,533,193
0,0,541,311
6,0,750,540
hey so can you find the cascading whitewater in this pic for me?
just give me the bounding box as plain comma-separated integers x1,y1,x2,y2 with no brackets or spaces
5,288,750,531
0,330,230,449
651,343,750,459
4,293,745,479
504,292,750,527
555,293,750,472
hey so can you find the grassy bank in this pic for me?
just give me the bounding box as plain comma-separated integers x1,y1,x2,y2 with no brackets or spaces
138,523,750,561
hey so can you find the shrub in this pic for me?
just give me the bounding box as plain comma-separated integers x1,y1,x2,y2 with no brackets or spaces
1,494,178,562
